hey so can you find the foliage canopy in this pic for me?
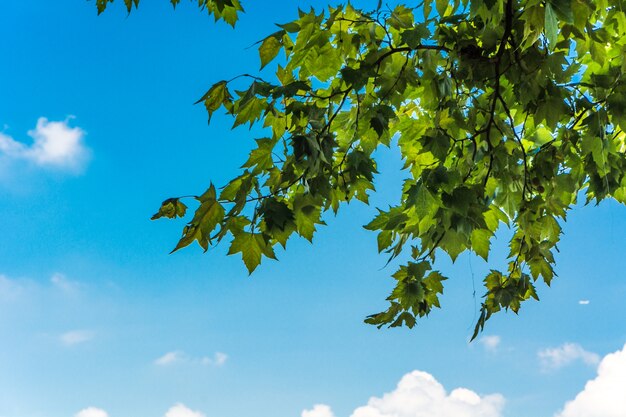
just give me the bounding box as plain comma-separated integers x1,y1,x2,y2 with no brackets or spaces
100,0,626,338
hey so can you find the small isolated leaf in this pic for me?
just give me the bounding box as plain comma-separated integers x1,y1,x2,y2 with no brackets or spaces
123,0,134,12
96,0,114,14
195,81,230,123
152,198,187,220
259,32,283,69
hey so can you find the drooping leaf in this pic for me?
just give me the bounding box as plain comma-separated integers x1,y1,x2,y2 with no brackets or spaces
227,232,275,274
259,32,284,69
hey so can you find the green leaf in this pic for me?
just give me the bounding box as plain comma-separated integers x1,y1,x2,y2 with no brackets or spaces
389,5,414,29
227,232,275,274
96,0,243,24
242,138,276,173
195,81,230,123
548,0,574,24
152,198,187,220
423,0,432,19
400,25,430,49
406,183,437,218
471,229,491,261
259,198,294,232
293,194,324,241
545,3,558,49
435,0,449,17
259,32,283,69
439,230,467,262
172,184,225,252
233,96,266,128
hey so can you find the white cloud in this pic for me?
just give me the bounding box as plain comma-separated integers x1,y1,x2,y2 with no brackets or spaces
50,272,80,293
555,343,626,417
578,300,590,305
75,407,108,417
478,335,501,352
302,404,335,417
303,370,504,417
164,403,206,417
538,343,600,371
155,351,185,366
0,117,89,173
156,350,227,367
301,404,335,417
60,330,95,346
201,351,228,367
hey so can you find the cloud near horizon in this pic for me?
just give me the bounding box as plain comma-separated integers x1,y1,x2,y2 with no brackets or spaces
154,350,228,367
75,407,108,417
538,343,600,371
75,404,205,417
0,117,90,173
51,272,81,293
555,343,626,417
70,346,626,417
60,330,95,346
301,370,505,417
164,404,206,417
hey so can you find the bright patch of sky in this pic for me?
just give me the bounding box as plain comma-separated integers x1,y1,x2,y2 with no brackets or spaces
1,2,625,417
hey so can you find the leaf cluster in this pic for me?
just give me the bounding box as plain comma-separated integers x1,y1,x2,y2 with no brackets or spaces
139,0,626,337
95,0,244,26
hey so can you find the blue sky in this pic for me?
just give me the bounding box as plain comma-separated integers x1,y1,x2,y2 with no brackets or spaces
1,2,625,417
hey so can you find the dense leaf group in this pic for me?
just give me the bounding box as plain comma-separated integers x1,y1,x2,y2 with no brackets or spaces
96,0,243,25
105,0,626,338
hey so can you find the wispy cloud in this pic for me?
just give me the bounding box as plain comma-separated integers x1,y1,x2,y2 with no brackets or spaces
51,272,81,293
201,351,228,366
164,404,206,417
0,117,90,173
302,405,335,417
302,370,504,417
60,330,95,346
75,404,207,417
538,343,600,371
75,407,108,417
155,351,185,366
154,351,228,367
479,335,501,352
0,272,83,304
555,343,626,417
578,300,590,305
